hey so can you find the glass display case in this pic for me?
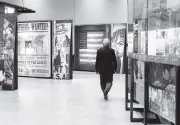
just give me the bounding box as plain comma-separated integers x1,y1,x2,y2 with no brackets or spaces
127,0,180,124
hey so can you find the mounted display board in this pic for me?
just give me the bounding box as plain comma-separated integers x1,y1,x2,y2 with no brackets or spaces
0,14,17,90
111,24,126,74
53,20,72,80
18,21,52,78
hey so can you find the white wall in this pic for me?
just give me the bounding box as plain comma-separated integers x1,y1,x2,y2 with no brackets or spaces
75,0,127,25
2,0,127,24
18,0,75,21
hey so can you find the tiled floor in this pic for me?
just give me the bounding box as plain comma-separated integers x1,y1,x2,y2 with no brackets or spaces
0,71,143,125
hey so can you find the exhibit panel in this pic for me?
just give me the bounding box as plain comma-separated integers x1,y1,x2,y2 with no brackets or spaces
53,20,72,80
148,62,176,123
75,25,108,72
18,21,52,78
111,24,126,74
0,14,17,90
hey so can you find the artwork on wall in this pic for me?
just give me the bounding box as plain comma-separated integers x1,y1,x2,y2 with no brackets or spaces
133,60,145,105
18,21,51,78
148,63,176,123
79,32,104,65
0,14,16,89
111,24,126,73
53,21,72,80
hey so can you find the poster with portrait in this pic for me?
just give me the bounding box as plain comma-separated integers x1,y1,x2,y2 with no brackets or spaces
111,24,126,74
53,21,72,80
148,63,176,123
0,14,17,90
18,21,51,78
133,60,145,105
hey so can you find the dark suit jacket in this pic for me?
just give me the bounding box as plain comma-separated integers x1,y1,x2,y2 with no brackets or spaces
95,47,117,74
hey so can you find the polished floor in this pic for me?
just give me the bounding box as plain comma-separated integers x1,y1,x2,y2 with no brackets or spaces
0,71,143,125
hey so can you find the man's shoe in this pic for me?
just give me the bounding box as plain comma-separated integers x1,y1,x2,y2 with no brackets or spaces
104,91,108,100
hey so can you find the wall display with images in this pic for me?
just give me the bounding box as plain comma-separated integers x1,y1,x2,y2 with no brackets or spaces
111,24,126,73
18,21,51,78
148,63,176,123
53,21,72,80
134,60,145,105
0,14,17,90
148,28,180,56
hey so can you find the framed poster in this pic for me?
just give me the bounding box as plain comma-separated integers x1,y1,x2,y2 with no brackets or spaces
0,14,17,90
18,21,52,78
148,63,176,123
53,20,72,80
111,24,126,74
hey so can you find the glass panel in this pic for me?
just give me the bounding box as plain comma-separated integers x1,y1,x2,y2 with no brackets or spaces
148,0,180,56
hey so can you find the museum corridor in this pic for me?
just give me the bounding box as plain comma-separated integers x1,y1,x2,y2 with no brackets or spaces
0,71,142,125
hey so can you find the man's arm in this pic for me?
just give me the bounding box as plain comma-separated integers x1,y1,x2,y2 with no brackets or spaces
112,49,117,73
95,50,99,73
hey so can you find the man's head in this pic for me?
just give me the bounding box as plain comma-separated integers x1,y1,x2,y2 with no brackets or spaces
103,38,110,47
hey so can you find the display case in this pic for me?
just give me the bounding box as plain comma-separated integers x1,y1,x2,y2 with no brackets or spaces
126,0,180,124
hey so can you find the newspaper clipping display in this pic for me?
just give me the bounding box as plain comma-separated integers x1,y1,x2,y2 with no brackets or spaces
149,63,176,123
18,22,51,77
53,21,71,80
0,14,16,88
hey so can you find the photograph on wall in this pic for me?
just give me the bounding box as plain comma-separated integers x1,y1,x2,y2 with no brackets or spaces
148,63,176,123
53,21,72,80
111,24,126,74
133,60,145,105
18,21,51,78
0,14,16,90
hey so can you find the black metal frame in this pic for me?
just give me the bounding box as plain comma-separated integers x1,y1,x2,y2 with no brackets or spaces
176,66,180,125
128,59,162,124
17,20,53,79
129,58,144,122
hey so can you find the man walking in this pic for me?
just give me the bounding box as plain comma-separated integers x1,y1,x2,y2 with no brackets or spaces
95,38,117,100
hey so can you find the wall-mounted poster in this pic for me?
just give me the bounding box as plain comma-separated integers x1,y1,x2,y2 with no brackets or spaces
53,21,72,80
134,60,145,105
111,24,126,74
0,14,17,90
18,21,51,78
148,63,176,123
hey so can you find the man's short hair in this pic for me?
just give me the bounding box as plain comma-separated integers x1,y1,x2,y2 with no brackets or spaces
103,38,110,47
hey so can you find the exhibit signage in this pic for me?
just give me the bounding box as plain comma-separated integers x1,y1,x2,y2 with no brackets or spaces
18,21,51,78
0,14,17,89
111,24,126,74
53,21,72,80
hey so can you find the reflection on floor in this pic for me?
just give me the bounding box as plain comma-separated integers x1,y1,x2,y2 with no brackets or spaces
0,71,143,125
